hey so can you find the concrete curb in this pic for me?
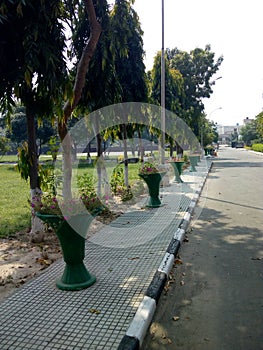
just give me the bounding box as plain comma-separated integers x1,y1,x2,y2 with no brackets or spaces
117,161,213,350
247,149,263,156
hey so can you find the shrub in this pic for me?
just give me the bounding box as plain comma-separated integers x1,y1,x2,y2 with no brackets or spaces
110,165,133,202
118,155,124,163
183,154,189,163
252,143,263,153
120,187,133,202
77,173,97,197
0,136,10,158
110,165,124,195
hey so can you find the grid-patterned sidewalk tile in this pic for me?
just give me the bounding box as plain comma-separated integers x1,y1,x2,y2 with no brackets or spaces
0,159,210,350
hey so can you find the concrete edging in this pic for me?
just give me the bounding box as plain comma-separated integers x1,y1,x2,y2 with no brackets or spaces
117,161,213,350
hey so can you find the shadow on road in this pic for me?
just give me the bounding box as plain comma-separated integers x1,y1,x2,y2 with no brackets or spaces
204,196,263,212
214,161,263,168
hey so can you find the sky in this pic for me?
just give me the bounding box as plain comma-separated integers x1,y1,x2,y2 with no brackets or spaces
132,0,263,126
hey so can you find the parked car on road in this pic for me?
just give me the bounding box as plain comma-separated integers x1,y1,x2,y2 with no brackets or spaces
235,141,244,148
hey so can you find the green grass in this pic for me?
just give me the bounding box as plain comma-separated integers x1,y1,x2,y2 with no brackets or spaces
0,161,145,238
252,143,263,152
0,154,19,163
0,165,31,237
0,154,54,163
0,151,179,238
78,162,141,180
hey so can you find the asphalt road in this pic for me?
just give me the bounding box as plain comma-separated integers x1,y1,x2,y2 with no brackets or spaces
141,146,263,350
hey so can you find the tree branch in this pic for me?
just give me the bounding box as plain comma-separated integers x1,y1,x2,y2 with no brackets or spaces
62,0,102,124
58,0,102,199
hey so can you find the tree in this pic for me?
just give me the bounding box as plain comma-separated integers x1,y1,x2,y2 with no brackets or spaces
0,0,67,198
167,45,223,135
0,0,101,193
0,136,10,157
199,115,218,147
6,106,28,149
0,0,102,236
71,0,121,195
150,51,185,156
110,0,148,186
6,105,55,152
111,0,148,103
255,111,263,140
240,120,259,145
73,0,121,113
58,0,102,199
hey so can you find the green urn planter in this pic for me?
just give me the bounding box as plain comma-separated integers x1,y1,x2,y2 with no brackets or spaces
36,213,96,291
189,155,199,172
139,172,166,207
169,161,184,183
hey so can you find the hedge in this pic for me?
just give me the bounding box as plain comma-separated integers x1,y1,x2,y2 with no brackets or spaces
252,143,263,153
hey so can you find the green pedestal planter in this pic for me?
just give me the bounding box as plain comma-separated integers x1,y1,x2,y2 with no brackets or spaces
139,172,166,207
169,161,184,183
36,213,96,291
189,155,199,172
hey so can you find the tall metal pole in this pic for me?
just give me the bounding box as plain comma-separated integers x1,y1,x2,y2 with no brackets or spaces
160,0,165,163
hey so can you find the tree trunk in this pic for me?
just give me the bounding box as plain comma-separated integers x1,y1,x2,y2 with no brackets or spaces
169,142,173,157
158,135,162,163
131,139,135,157
138,127,144,162
96,131,103,197
27,110,39,191
58,122,73,199
150,133,154,156
123,124,129,187
58,0,102,198
72,141,77,161
26,108,44,241
86,142,91,161
175,141,184,158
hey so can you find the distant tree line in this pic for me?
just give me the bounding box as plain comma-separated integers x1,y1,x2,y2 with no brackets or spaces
239,114,263,146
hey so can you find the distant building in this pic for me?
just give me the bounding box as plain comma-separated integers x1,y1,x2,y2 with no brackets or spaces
243,117,253,125
216,124,241,143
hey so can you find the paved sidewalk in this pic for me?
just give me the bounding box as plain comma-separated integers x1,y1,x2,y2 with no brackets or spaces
0,159,211,350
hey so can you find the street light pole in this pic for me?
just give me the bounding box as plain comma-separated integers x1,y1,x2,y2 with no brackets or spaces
208,107,223,120
160,0,165,164
201,125,204,149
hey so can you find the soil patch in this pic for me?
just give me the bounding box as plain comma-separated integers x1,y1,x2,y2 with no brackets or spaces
0,228,61,301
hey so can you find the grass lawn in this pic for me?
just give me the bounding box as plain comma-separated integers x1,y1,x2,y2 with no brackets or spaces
0,159,146,238
0,165,31,238
0,155,19,163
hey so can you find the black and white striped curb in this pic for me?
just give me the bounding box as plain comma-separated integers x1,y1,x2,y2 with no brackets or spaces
117,161,213,350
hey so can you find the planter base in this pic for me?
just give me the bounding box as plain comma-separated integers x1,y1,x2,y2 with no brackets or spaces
57,262,96,291
35,213,97,291
173,178,183,183
169,161,184,183
145,197,164,208
189,156,199,172
139,172,166,208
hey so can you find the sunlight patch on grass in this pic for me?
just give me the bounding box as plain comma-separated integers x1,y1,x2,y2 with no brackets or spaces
0,165,30,237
